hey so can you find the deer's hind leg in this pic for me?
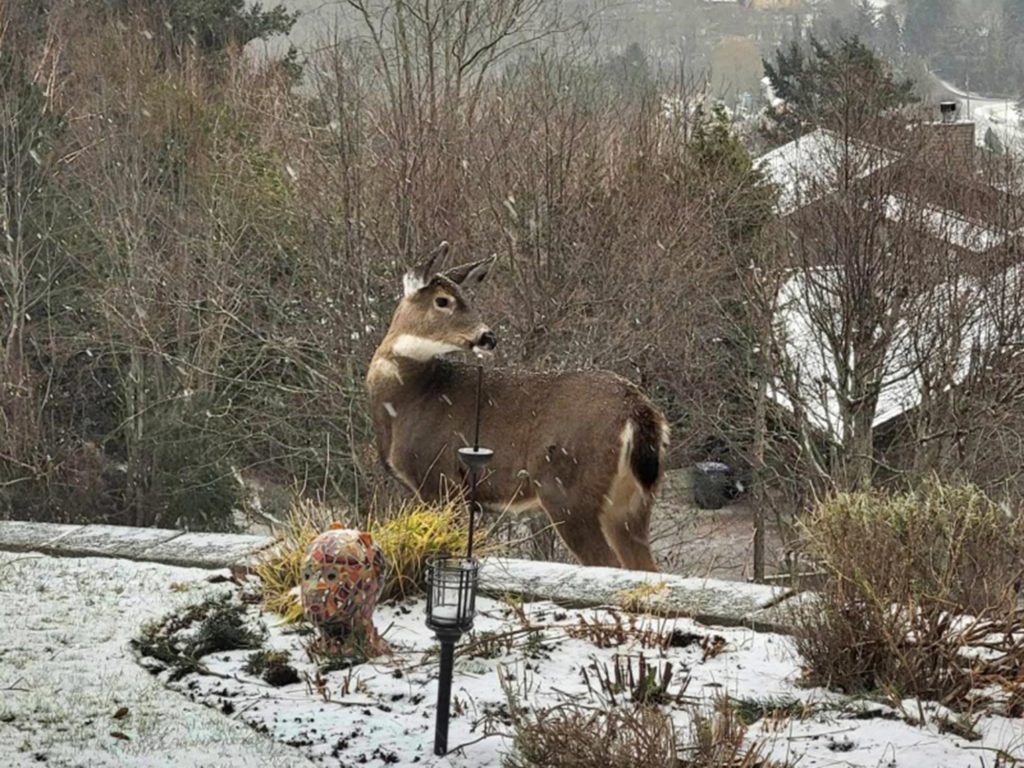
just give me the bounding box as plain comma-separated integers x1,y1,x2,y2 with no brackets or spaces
539,496,620,568
600,471,659,572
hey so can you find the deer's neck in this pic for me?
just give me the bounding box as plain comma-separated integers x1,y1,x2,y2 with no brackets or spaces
366,335,444,404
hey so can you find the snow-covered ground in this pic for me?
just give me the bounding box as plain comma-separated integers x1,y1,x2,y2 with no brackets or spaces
2,550,1021,767
147,588,1024,767
0,552,314,768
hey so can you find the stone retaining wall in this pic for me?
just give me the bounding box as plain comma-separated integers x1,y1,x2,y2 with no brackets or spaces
0,521,806,632
0,520,273,569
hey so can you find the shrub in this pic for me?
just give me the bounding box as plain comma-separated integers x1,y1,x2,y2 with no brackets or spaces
503,697,790,768
254,496,491,623
133,593,265,680
793,481,1024,710
505,704,677,768
243,649,300,686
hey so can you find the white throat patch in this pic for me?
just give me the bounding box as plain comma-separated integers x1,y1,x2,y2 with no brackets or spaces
391,334,462,361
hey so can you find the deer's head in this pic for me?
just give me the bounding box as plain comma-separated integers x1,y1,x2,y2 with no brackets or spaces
386,242,497,361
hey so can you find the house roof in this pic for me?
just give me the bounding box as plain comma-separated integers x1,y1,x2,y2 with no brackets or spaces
756,128,899,216
758,128,1020,252
770,264,1024,442
770,267,916,438
760,127,1024,439
880,194,1010,254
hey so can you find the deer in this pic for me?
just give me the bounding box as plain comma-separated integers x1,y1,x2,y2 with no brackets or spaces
365,243,669,572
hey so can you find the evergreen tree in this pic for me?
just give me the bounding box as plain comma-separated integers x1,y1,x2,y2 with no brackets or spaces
984,127,1005,155
762,35,917,143
689,105,775,247
111,0,297,57
762,39,809,139
603,42,655,99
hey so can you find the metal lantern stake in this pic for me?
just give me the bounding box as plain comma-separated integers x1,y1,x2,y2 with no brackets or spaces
426,363,493,756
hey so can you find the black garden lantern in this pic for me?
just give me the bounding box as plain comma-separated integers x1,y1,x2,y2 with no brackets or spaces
426,363,493,756
425,555,479,756
426,556,480,634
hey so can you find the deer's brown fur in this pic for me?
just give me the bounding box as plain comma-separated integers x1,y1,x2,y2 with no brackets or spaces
366,245,668,571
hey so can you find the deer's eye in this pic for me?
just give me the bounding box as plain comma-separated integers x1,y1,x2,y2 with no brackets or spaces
434,296,451,309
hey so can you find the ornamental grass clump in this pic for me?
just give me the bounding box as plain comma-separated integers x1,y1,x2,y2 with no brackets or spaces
255,496,491,623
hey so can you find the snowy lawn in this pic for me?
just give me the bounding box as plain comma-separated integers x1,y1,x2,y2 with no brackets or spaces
136,581,1024,767
0,552,315,768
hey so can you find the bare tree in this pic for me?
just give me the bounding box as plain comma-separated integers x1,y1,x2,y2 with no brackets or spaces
767,115,1024,501
0,11,65,503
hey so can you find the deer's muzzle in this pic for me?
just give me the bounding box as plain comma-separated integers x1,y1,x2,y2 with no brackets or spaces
475,330,497,352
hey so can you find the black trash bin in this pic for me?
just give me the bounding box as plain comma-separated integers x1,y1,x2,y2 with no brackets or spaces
692,461,743,510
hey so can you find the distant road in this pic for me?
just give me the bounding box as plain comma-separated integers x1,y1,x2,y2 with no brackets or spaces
930,73,1023,152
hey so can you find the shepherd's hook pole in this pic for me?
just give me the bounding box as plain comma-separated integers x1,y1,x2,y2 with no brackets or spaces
473,364,483,451
467,364,484,560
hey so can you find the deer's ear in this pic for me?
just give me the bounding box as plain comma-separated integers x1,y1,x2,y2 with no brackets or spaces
443,255,496,288
403,241,450,297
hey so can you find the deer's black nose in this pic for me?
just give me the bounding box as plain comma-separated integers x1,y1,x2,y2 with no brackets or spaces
477,330,497,350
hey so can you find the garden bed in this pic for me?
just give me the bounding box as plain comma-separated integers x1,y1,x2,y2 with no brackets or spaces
135,582,1024,767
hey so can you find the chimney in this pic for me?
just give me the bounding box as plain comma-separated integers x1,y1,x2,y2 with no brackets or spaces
913,101,975,168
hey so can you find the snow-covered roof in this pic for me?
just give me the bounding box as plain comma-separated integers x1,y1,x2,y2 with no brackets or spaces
880,194,1009,254
756,128,899,216
758,130,1018,250
770,268,916,438
770,264,1024,441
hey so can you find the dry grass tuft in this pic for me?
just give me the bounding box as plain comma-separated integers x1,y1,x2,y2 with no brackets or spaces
679,700,789,767
616,581,670,613
371,499,484,601
565,611,709,652
502,661,792,768
505,703,677,768
253,500,337,623
254,496,493,623
504,694,791,768
580,653,690,707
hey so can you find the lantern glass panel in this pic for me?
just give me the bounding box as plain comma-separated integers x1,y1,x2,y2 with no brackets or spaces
426,556,479,633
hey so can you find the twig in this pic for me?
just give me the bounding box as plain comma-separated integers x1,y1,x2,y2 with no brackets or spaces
1,676,27,691
444,731,503,755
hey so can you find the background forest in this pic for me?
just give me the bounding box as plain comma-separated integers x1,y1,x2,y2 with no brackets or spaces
2,0,1022,555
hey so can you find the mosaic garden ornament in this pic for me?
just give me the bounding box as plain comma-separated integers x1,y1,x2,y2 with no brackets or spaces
300,524,387,656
